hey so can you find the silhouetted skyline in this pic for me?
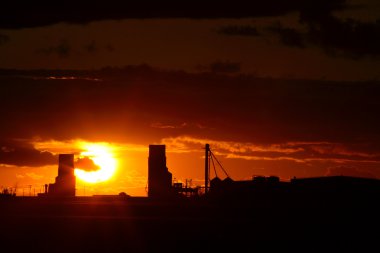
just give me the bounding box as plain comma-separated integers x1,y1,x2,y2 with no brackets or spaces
1,143,380,253
0,0,380,196
1,2,380,252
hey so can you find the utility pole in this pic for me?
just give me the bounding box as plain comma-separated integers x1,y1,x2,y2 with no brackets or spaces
205,144,210,194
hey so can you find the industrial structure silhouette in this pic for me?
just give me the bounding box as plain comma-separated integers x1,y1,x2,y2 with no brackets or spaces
47,154,76,197
2,144,380,253
30,143,380,200
147,145,173,198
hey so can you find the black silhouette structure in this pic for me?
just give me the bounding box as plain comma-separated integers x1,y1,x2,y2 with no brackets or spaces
48,154,76,197
0,187,16,198
148,145,173,198
1,144,380,253
204,143,210,194
147,144,380,201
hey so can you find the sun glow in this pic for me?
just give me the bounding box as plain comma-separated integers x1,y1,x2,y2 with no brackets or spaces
74,143,117,183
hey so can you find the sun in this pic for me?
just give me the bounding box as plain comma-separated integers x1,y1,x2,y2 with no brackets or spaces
74,143,117,183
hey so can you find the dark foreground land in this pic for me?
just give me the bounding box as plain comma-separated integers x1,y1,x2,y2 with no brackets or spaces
0,193,379,253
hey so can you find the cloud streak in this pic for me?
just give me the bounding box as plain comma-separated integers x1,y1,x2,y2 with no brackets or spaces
1,66,380,147
36,39,72,58
0,66,379,173
161,135,380,165
150,122,188,129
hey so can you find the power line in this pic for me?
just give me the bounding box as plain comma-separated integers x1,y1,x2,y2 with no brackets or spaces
210,150,230,178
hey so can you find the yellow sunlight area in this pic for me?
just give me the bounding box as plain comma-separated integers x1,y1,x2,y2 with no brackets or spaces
74,143,117,183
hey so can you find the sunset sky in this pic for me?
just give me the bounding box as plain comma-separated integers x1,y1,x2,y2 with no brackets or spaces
1,0,380,196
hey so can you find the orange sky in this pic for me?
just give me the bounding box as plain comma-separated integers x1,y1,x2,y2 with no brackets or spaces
1,133,380,196
1,0,380,196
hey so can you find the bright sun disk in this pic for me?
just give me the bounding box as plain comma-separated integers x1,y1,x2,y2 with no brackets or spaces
74,143,117,183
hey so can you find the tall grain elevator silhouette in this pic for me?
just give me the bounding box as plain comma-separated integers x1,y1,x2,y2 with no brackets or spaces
148,145,173,198
48,154,76,197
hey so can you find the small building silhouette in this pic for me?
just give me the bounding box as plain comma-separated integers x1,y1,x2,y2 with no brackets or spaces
48,154,76,197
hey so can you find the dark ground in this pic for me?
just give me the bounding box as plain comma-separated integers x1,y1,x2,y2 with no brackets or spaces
0,194,379,253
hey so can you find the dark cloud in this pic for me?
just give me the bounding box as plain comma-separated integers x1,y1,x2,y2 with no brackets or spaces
0,34,10,45
36,39,72,58
267,23,306,48
1,0,347,29
217,25,260,37
36,40,114,57
209,1,380,58
268,17,380,58
326,165,376,178
306,17,380,58
196,60,241,74
1,66,380,175
0,140,56,167
83,41,115,54
75,157,100,172
0,65,379,152
218,16,380,58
